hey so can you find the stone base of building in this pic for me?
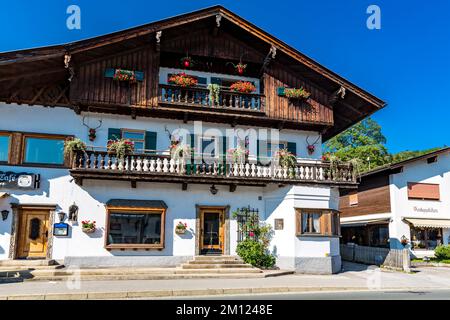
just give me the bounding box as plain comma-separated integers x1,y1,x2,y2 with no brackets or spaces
64,255,192,268
294,255,342,274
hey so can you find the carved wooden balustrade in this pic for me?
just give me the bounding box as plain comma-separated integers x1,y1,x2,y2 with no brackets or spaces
158,84,265,113
70,150,357,187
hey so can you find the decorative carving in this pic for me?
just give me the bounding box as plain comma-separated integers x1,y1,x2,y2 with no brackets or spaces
68,203,79,222
328,86,346,105
216,14,222,27
270,45,277,59
155,31,162,52
306,135,321,155
64,53,75,82
82,116,102,141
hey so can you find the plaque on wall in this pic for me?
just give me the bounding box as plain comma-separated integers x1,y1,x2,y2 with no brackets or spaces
275,218,284,230
0,171,40,189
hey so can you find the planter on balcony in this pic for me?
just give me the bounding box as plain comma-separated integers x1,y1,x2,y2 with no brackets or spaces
277,87,311,100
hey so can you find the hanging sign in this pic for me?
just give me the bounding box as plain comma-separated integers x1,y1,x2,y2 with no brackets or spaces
0,171,40,189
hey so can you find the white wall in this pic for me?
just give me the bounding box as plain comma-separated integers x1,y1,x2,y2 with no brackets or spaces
0,103,336,264
389,152,450,251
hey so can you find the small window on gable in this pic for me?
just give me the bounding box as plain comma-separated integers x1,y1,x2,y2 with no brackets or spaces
407,182,440,201
349,191,358,207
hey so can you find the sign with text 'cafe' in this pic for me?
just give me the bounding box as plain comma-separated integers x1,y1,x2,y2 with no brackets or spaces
0,171,40,189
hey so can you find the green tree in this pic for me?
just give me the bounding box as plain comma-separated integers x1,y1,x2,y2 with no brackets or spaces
391,147,442,163
324,117,390,172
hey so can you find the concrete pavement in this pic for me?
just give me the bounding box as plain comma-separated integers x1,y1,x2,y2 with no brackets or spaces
1,263,450,299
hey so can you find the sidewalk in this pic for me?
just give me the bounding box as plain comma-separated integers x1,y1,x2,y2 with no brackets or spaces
1,263,450,299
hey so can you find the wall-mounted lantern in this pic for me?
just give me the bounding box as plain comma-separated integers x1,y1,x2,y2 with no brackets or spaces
209,185,218,195
1,210,9,221
57,211,66,223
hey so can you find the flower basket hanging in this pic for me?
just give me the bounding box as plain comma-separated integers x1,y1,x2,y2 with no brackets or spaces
175,221,188,234
168,73,198,87
230,81,256,94
81,220,96,233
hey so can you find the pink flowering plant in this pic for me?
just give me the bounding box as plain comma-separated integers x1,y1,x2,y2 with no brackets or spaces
274,148,297,169
175,221,188,234
227,147,249,163
107,138,134,159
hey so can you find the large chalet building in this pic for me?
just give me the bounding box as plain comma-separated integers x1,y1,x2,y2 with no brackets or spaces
0,6,384,274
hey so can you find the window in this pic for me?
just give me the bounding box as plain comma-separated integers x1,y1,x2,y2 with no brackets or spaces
407,182,440,201
266,141,287,158
198,136,218,163
296,209,340,236
122,129,145,153
0,134,10,162
23,136,65,165
106,208,166,249
349,191,358,206
302,212,321,234
411,227,442,250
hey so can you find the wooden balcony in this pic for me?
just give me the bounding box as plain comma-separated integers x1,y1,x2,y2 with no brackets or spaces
158,84,265,114
69,150,357,188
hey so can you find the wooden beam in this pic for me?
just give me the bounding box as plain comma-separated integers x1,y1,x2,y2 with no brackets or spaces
182,182,188,191
131,181,137,188
229,184,236,192
29,86,48,105
0,67,64,82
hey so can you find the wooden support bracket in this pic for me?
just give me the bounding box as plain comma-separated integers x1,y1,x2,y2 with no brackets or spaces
182,182,188,191
229,184,237,193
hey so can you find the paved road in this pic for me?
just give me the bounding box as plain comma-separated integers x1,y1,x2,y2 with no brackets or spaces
148,288,450,300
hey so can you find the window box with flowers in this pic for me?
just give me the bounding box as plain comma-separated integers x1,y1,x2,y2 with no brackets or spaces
227,147,249,164
168,73,199,87
81,220,96,233
175,221,188,235
230,81,256,94
277,86,311,100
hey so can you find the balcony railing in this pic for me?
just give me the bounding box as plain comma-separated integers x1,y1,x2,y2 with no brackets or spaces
70,150,357,187
158,84,265,113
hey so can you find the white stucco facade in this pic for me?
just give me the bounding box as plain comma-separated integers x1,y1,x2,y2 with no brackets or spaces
341,149,450,258
0,103,341,273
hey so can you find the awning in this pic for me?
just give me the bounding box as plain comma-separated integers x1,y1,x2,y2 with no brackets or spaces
0,192,9,199
341,218,390,228
106,199,168,209
404,218,450,229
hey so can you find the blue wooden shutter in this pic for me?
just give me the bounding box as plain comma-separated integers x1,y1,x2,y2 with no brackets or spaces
287,142,297,156
145,131,157,154
108,128,122,141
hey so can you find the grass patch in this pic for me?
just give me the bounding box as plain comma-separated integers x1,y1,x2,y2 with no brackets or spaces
412,258,450,264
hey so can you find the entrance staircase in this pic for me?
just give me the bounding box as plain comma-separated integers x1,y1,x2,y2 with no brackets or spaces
1,256,291,281
0,259,61,282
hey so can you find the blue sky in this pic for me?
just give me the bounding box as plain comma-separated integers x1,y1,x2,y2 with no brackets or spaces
1,0,449,153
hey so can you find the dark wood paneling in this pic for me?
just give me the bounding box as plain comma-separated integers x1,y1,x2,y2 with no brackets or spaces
70,45,159,108
264,62,333,124
340,173,391,217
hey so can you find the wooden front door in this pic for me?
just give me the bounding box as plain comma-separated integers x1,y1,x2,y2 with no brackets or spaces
17,210,50,259
200,208,225,254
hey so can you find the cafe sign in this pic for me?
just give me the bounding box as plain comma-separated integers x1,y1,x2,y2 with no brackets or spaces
0,171,40,189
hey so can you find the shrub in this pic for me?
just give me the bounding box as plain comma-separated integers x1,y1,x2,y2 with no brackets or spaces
434,245,450,260
236,239,275,269
64,138,86,155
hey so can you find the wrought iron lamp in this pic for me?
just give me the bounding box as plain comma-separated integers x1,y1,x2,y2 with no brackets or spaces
209,185,218,195
1,210,9,221
57,211,66,223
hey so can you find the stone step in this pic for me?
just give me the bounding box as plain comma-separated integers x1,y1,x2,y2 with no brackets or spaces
0,259,58,267
175,268,262,274
180,263,253,269
193,255,240,261
0,265,62,272
188,260,244,264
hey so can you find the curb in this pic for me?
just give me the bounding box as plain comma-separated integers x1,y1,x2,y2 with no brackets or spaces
0,286,436,300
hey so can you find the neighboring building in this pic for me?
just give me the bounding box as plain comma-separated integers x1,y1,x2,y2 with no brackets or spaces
340,147,450,258
0,6,384,273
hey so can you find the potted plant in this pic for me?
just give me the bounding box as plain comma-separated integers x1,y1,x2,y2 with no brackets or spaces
180,55,193,68
107,139,135,159
207,83,220,104
227,61,247,75
81,220,96,233
227,147,249,164
64,138,86,156
229,81,256,94
275,148,297,169
400,235,409,247
175,221,188,234
168,72,198,87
